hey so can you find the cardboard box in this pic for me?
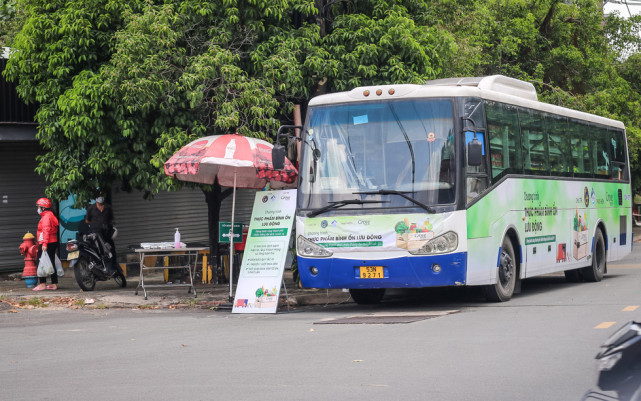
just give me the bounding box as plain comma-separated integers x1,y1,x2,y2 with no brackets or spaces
573,229,589,260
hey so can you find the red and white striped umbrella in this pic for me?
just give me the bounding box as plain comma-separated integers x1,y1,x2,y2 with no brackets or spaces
163,134,297,189
164,133,297,300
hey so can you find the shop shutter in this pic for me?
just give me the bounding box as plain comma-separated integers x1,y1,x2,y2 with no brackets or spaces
0,141,47,273
112,188,208,252
111,187,257,254
219,188,259,228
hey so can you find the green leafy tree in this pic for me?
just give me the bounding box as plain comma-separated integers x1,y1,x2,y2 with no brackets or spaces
5,0,641,199
4,0,456,265
0,0,17,47
4,0,456,204
425,0,641,193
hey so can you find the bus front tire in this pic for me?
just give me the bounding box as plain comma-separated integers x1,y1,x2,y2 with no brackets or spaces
483,238,516,302
349,288,385,305
582,229,606,282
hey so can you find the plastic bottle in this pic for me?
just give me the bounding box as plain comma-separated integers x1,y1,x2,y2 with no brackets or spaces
174,228,181,248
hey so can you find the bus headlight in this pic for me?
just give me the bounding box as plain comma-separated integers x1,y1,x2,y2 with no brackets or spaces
409,232,458,255
297,236,333,258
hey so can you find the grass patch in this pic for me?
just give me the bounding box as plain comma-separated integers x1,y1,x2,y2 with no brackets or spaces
18,297,48,308
137,304,158,310
181,298,199,308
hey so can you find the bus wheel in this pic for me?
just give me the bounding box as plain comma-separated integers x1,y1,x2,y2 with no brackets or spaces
582,229,606,282
483,238,516,302
349,288,385,305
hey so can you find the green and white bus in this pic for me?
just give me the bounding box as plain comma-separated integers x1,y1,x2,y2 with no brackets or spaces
277,75,631,304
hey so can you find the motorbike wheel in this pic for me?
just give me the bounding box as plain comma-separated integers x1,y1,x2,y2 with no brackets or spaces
74,257,96,291
113,272,127,288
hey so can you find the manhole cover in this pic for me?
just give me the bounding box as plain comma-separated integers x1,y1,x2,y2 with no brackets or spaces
314,310,458,325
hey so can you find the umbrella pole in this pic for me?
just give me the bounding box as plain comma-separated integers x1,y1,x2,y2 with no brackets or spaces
229,169,237,302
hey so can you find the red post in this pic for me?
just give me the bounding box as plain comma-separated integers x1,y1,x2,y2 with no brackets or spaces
19,232,39,287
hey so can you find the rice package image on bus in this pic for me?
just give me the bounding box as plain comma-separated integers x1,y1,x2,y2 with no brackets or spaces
278,75,631,304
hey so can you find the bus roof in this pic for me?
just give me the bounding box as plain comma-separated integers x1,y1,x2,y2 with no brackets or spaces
308,75,625,130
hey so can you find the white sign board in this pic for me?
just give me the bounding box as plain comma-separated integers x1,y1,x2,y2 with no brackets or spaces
232,190,296,313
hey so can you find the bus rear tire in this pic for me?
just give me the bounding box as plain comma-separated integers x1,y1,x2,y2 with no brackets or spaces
582,229,606,282
483,237,516,302
349,288,385,305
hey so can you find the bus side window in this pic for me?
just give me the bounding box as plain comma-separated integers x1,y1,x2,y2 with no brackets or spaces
610,128,627,181
570,119,594,177
465,99,489,204
520,108,548,175
595,126,611,178
485,101,521,180
547,115,571,176
466,176,488,204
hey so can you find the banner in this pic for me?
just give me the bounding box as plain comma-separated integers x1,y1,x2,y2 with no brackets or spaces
232,190,296,314
299,213,457,252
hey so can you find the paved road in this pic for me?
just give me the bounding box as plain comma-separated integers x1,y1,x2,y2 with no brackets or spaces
2,246,641,401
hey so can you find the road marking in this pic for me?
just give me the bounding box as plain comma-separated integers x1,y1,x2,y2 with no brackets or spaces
595,322,616,329
623,306,639,312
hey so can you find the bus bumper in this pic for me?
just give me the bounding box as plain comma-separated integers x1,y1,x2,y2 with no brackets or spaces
297,252,467,289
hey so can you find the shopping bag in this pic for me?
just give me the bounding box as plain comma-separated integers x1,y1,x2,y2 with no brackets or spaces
54,254,64,277
37,254,55,277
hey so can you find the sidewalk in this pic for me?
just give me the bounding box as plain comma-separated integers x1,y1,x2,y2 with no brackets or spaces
0,269,353,311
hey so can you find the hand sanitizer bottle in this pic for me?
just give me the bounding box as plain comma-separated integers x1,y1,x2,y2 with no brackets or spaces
174,228,181,248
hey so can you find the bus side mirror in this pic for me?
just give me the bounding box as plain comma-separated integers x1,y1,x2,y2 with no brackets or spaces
272,144,286,170
468,138,482,166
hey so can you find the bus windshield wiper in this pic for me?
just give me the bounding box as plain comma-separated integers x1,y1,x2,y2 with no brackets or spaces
354,190,435,214
307,199,388,218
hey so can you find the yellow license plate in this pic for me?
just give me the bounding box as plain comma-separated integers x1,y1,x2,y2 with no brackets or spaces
67,250,79,260
360,266,384,279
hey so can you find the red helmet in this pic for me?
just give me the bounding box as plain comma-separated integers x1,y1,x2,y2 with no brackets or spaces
36,198,52,208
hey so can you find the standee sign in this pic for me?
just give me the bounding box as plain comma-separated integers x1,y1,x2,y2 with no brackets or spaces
232,190,296,314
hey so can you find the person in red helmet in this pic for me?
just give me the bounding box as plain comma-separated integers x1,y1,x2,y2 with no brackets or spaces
33,198,60,291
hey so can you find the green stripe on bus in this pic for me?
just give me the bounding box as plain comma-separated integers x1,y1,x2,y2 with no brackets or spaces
525,235,557,245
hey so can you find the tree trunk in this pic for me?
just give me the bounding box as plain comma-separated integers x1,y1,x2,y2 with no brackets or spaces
203,182,232,283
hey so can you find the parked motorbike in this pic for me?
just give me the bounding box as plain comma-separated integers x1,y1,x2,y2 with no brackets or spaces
584,321,641,400
66,229,126,291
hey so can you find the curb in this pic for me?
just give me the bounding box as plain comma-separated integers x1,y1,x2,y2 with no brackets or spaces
0,284,355,311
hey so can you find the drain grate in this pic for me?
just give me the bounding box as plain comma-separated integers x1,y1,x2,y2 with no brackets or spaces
314,310,459,325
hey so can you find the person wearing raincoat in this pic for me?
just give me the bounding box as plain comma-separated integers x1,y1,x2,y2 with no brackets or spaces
33,197,60,291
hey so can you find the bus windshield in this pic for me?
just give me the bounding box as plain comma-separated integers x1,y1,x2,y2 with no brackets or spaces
299,99,456,214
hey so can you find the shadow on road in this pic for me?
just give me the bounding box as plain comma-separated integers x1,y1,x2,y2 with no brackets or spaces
341,270,635,312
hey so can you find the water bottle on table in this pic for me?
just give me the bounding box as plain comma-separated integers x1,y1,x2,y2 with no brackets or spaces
174,228,181,248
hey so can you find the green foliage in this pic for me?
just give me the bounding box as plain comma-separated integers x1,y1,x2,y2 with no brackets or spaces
427,0,641,193
0,0,18,46
4,0,641,199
